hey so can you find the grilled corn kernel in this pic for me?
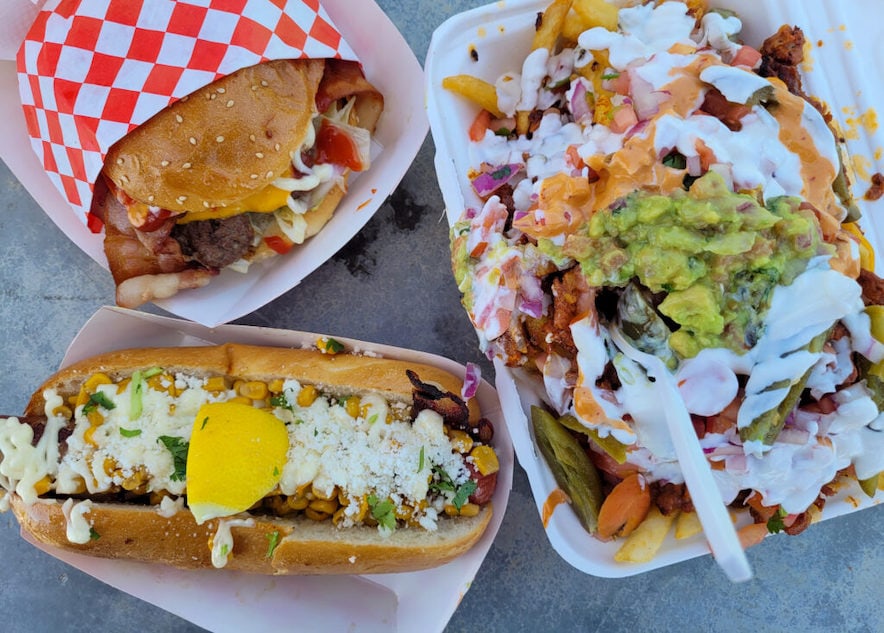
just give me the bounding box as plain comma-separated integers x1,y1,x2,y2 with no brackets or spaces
203,376,228,393
33,475,52,496
305,507,331,521
228,396,253,406
121,468,148,492
84,410,105,446
238,381,269,400
116,377,131,394
311,484,338,501
268,378,285,394
469,445,499,476
285,495,309,511
445,502,480,517
103,457,117,477
459,502,480,517
309,498,339,515
449,429,473,454
51,405,73,419
395,504,414,521
344,396,361,418
147,373,177,396
332,506,347,525
297,385,318,407
351,496,369,523
84,373,113,392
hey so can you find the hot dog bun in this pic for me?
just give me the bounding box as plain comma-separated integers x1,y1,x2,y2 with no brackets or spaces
3,343,495,575
9,493,491,575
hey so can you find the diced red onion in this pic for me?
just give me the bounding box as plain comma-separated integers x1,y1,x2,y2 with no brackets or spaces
471,163,523,197
625,119,650,139
630,73,669,120
686,154,703,176
570,80,592,123
519,298,544,318
461,362,481,400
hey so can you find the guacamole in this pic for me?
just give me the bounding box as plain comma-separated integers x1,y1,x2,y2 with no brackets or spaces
560,172,832,357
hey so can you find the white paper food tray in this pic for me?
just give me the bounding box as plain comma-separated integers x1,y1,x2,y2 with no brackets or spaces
426,0,884,578
0,0,428,327
16,306,514,632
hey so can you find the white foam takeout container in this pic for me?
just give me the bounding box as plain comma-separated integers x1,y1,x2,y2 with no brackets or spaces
0,0,428,327
17,306,514,632
426,0,884,578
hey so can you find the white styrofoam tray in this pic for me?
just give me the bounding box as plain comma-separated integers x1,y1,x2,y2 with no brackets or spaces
426,0,884,578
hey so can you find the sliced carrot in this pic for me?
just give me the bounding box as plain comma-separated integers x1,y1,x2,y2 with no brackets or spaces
596,472,651,541
565,144,585,170
469,109,493,142
737,522,769,549
731,45,762,69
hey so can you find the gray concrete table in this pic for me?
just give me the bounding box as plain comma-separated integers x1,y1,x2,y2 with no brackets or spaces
2,2,883,632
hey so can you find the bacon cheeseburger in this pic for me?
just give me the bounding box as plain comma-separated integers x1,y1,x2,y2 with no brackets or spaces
90,59,383,308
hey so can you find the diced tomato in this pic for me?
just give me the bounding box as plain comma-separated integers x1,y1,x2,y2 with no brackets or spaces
138,207,175,233
731,45,762,68
609,104,638,133
315,120,363,171
86,211,104,234
264,235,293,255
469,109,492,142
607,71,631,95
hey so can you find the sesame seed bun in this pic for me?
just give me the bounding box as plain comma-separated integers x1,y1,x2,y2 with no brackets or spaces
103,59,325,213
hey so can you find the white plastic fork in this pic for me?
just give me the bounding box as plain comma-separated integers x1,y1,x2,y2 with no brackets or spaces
609,327,753,582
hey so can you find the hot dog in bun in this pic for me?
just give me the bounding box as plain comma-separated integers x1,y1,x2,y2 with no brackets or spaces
90,59,383,309
0,342,497,574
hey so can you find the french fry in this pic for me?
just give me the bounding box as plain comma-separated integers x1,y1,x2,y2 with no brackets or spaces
532,0,573,52
561,10,588,46
572,0,619,31
674,509,703,540
614,505,677,563
441,74,504,119
515,110,531,136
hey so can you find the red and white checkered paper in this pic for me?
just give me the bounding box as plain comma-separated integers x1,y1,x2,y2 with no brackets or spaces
16,0,357,226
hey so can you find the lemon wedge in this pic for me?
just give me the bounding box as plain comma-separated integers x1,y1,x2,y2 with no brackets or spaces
186,402,289,524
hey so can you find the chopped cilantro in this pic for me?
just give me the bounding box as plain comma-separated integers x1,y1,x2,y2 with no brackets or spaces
119,427,142,438
368,494,397,531
265,531,280,559
89,527,100,541
766,507,787,534
324,338,345,354
200,416,209,430
270,394,294,411
662,151,687,170
601,72,620,80
452,480,477,511
82,391,115,415
368,413,379,425
220,543,229,558
157,435,189,482
418,446,425,473
430,466,477,510
273,466,280,477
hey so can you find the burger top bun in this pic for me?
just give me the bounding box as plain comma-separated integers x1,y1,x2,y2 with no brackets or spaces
103,59,325,213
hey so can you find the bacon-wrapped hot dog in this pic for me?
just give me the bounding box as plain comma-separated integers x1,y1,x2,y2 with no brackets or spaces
0,343,497,574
